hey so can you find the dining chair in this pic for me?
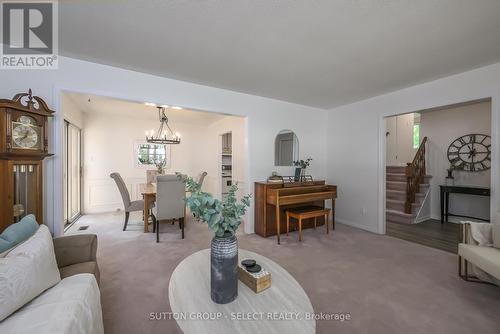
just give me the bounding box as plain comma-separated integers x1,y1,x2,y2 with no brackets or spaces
110,172,146,231
152,175,186,242
197,171,208,189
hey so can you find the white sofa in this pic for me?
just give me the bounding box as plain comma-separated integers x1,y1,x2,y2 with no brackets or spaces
0,274,103,334
0,225,104,334
458,220,500,284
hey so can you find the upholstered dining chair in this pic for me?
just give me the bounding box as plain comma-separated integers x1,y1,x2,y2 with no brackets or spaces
110,172,146,231
152,175,186,242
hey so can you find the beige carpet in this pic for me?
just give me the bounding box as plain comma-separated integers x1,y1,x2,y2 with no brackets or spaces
67,211,500,334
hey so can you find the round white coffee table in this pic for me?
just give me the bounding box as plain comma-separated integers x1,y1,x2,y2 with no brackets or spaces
169,249,315,334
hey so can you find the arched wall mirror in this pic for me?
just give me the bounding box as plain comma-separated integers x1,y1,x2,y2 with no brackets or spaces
274,130,299,166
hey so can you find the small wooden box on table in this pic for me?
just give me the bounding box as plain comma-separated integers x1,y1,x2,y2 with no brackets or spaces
254,181,337,244
238,266,271,293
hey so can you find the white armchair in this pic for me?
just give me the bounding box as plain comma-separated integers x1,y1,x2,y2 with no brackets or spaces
152,175,186,242
458,219,500,285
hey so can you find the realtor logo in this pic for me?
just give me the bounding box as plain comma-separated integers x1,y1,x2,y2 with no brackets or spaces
1,1,58,69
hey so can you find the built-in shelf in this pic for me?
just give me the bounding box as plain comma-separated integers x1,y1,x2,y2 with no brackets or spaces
221,132,233,200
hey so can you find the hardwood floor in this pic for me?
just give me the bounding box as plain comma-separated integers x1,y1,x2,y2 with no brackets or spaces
386,219,460,253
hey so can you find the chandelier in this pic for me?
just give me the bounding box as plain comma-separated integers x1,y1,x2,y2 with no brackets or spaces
145,105,181,145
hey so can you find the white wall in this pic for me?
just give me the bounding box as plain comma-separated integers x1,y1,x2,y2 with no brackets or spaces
0,56,327,236
420,101,491,222
61,94,84,128
81,109,219,213
386,113,417,165
327,62,500,234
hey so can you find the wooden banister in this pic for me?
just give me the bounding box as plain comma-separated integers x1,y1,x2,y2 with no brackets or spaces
404,137,428,214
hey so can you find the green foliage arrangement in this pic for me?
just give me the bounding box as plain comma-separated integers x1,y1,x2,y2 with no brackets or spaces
177,173,251,237
293,158,313,169
154,158,167,173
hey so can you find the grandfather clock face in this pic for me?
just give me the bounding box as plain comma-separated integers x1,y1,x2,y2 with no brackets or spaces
11,115,42,150
447,134,491,172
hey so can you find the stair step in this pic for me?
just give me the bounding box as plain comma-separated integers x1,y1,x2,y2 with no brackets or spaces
387,181,406,191
386,199,420,212
387,190,426,201
386,209,416,224
386,218,414,226
386,166,406,174
386,182,430,192
387,173,406,182
386,173,433,182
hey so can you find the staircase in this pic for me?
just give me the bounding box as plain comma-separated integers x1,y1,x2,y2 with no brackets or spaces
386,166,431,224
386,137,432,225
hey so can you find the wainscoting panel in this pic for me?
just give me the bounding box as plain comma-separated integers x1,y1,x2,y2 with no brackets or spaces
85,176,247,214
85,177,146,214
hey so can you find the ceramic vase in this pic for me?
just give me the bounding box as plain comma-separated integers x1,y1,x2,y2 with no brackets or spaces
210,232,238,304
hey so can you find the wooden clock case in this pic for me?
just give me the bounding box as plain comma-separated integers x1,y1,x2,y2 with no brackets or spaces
0,89,54,232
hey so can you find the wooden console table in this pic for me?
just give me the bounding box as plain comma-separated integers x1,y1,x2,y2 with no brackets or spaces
440,185,490,224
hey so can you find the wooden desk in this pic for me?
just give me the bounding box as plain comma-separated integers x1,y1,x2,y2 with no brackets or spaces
254,181,337,244
439,185,490,224
139,183,156,233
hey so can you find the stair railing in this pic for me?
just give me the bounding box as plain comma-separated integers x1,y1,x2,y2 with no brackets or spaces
405,137,428,214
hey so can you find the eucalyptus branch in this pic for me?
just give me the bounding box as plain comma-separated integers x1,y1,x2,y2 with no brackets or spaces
293,158,313,169
176,173,251,237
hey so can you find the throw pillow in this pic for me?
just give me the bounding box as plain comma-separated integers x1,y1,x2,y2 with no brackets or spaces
0,214,39,254
0,225,61,321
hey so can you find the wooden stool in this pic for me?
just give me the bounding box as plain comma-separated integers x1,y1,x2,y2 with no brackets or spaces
285,206,331,241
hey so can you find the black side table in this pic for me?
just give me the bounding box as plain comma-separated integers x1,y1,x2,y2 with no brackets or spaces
439,185,490,223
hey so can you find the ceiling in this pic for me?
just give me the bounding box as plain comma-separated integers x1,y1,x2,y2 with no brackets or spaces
59,1,500,109
64,92,227,125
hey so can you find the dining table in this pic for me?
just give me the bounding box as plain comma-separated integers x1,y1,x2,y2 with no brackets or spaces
139,182,156,233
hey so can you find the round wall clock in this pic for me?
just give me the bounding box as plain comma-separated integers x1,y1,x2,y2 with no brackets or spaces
447,134,491,172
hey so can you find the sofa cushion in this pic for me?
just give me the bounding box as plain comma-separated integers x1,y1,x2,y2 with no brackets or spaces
0,274,104,334
458,243,500,280
60,261,100,283
0,225,61,321
0,214,39,254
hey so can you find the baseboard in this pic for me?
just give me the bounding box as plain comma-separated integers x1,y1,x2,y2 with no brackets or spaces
335,218,380,234
429,214,467,224
415,215,431,224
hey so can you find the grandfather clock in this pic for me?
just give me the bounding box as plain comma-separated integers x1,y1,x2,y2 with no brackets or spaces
0,89,54,232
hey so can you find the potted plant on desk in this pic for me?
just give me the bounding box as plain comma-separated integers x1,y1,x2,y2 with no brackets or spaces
293,158,313,181
177,173,251,304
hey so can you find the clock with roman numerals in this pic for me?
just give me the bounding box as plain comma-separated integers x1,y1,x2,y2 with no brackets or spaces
447,134,491,172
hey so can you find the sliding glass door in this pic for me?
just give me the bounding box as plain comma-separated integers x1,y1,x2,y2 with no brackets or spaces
63,121,82,225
